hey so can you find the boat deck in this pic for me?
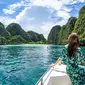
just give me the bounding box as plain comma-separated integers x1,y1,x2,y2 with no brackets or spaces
36,64,72,85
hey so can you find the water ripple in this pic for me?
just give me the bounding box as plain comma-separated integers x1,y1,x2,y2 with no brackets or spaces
0,44,69,85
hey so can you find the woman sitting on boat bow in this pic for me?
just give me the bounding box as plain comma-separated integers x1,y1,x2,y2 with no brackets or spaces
51,33,85,85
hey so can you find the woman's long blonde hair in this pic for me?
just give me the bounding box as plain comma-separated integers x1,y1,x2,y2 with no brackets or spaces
67,33,79,57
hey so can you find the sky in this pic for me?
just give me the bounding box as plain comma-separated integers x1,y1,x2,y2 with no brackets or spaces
0,0,85,39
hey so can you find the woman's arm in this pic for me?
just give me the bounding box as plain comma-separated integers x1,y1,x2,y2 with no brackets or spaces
55,58,62,64
50,58,62,68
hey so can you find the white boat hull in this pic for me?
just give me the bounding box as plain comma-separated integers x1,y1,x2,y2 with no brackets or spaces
36,64,72,85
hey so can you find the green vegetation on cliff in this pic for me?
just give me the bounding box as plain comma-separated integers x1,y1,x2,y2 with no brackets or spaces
0,36,7,45
0,23,46,45
48,5,85,45
73,6,85,45
59,17,77,44
48,25,61,44
27,31,46,42
48,17,77,44
1,5,85,45
6,23,31,42
10,35,27,44
0,22,10,39
73,6,85,35
58,25,66,44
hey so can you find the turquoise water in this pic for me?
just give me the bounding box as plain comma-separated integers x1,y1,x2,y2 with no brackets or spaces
0,44,84,85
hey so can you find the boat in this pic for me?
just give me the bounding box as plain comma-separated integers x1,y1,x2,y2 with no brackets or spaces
35,64,72,85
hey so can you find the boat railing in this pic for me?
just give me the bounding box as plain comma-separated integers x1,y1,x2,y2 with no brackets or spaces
35,67,53,85
35,63,67,85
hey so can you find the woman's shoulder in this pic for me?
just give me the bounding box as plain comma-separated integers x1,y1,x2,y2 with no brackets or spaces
65,44,68,48
64,44,81,51
64,45,81,54
77,47,81,52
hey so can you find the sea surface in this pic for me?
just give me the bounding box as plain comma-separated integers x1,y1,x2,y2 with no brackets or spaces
0,44,85,85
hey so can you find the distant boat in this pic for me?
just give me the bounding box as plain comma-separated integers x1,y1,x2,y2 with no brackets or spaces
35,64,71,85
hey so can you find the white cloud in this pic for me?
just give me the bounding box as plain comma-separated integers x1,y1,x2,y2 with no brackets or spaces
30,0,63,10
41,19,67,32
68,0,85,4
2,0,30,14
15,7,35,31
16,8,28,22
41,19,67,39
3,9,15,15
1,0,85,39
9,0,25,9
29,0,75,11
2,0,85,15
15,7,34,22
77,0,85,2
57,10,70,20
30,0,85,10
0,15,34,32
40,22,56,39
29,0,72,25
62,6,72,12
1,7,35,31
41,22,57,31
0,16,16,26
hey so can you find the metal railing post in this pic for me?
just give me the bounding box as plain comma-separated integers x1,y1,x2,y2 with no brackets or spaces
41,78,43,85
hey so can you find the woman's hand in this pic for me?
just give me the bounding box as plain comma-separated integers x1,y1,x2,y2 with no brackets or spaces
50,63,55,68
50,58,61,68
